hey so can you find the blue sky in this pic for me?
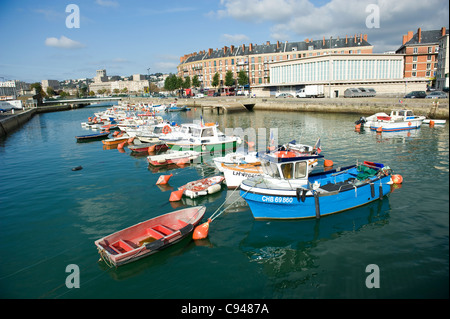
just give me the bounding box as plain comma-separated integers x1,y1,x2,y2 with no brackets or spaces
0,0,448,83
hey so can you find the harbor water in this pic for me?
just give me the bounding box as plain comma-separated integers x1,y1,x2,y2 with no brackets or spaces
0,105,448,299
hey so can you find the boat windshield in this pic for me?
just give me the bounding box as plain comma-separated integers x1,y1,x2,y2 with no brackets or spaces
261,161,280,178
201,128,214,137
279,161,307,179
191,128,201,138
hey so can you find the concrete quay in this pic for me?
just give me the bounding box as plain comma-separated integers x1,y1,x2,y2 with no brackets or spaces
125,96,449,119
0,103,86,138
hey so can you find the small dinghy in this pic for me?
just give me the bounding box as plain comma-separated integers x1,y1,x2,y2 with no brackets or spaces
75,131,110,142
147,150,200,166
179,176,225,199
95,206,206,267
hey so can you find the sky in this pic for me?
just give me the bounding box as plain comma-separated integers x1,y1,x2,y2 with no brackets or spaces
0,0,448,83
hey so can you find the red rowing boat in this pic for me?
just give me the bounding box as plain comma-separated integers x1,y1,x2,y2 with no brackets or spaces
95,206,206,267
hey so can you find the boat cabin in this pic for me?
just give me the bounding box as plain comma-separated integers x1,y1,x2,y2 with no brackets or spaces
260,151,324,182
381,109,417,122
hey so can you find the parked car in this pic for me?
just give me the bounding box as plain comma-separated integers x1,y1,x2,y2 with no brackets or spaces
425,91,448,99
404,91,427,98
193,93,204,99
344,88,363,98
275,92,294,98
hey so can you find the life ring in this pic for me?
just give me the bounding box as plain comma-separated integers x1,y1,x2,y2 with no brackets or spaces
162,125,172,134
408,122,412,126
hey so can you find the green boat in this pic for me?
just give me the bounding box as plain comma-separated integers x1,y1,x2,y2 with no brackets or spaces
163,122,241,155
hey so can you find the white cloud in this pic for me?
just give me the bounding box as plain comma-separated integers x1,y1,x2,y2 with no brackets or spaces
221,33,250,44
45,36,86,49
95,0,119,8
215,0,449,51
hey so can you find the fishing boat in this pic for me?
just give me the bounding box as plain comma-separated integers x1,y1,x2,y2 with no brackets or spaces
423,119,446,125
179,176,225,199
240,150,395,219
147,150,200,166
369,109,426,132
221,140,321,189
127,138,168,153
163,121,241,154
355,112,390,128
165,104,189,112
213,150,259,172
222,163,263,189
95,206,206,267
75,131,110,142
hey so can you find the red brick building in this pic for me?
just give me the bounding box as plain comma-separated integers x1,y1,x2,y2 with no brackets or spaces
396,27,447,81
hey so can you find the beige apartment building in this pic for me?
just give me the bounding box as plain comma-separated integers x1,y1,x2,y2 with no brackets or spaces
177,33,373,91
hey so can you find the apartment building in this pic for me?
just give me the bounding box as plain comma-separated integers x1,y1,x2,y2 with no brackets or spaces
396,27,448,81
178,34,373,90
436,28,449,91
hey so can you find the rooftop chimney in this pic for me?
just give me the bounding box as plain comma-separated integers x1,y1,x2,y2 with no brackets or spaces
418,28,422,43
407,31,414,42
223,46,228,55
230,45,234,52
249,43,253,52
266,41,270,46
442,27,446,36
242,44,245,52
208,48,213,56
402,35,407,45
276,41,280,49
305,38,309,43
323,36,325,46
345,35,348,44
363,34,367,42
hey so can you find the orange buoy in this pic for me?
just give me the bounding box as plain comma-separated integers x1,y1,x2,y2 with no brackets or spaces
169,189,184,202
429,120,435,127
391,174,403,184
156,173,173,185
193,218,212,240
376,127,382,133
355,123,361,130
117,141,126,149
324,159,333,167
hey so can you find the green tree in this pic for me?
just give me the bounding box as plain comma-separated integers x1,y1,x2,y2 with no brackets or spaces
192,75,200,88
46,87,55,97
225,70,235,87
121,87,128,93
113,88,120,95
88,91,95,96
237,70,249,87
212,72,220,88
183,76,191,89
164,74,178,92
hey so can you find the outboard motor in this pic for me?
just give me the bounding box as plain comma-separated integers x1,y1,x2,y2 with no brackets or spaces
355,116,366,125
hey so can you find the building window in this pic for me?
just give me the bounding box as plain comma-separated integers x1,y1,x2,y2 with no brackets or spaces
412,71,416,77
427,55,432,61
413,56,417,62
412,64,417,70
426,71,430,77
426,63,431,69
428,47,432,54
413,47,418,54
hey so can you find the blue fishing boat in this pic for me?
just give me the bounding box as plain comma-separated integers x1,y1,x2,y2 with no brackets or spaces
240,150,395,219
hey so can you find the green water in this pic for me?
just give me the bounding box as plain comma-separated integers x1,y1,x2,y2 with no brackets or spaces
0,106,448,299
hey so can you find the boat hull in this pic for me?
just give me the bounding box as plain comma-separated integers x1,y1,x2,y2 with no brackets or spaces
240,173,392,219
222,164,262,189
166,140,239,154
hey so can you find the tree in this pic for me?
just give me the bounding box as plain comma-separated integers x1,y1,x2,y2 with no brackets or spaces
183,76,191,89
212,72,220,88
46,87,55,97
88,91,95,96
192,75,200,88
164,74,178,92
113,88,120,95
225,71,235,87
237,70,249,87
121,87,128,93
